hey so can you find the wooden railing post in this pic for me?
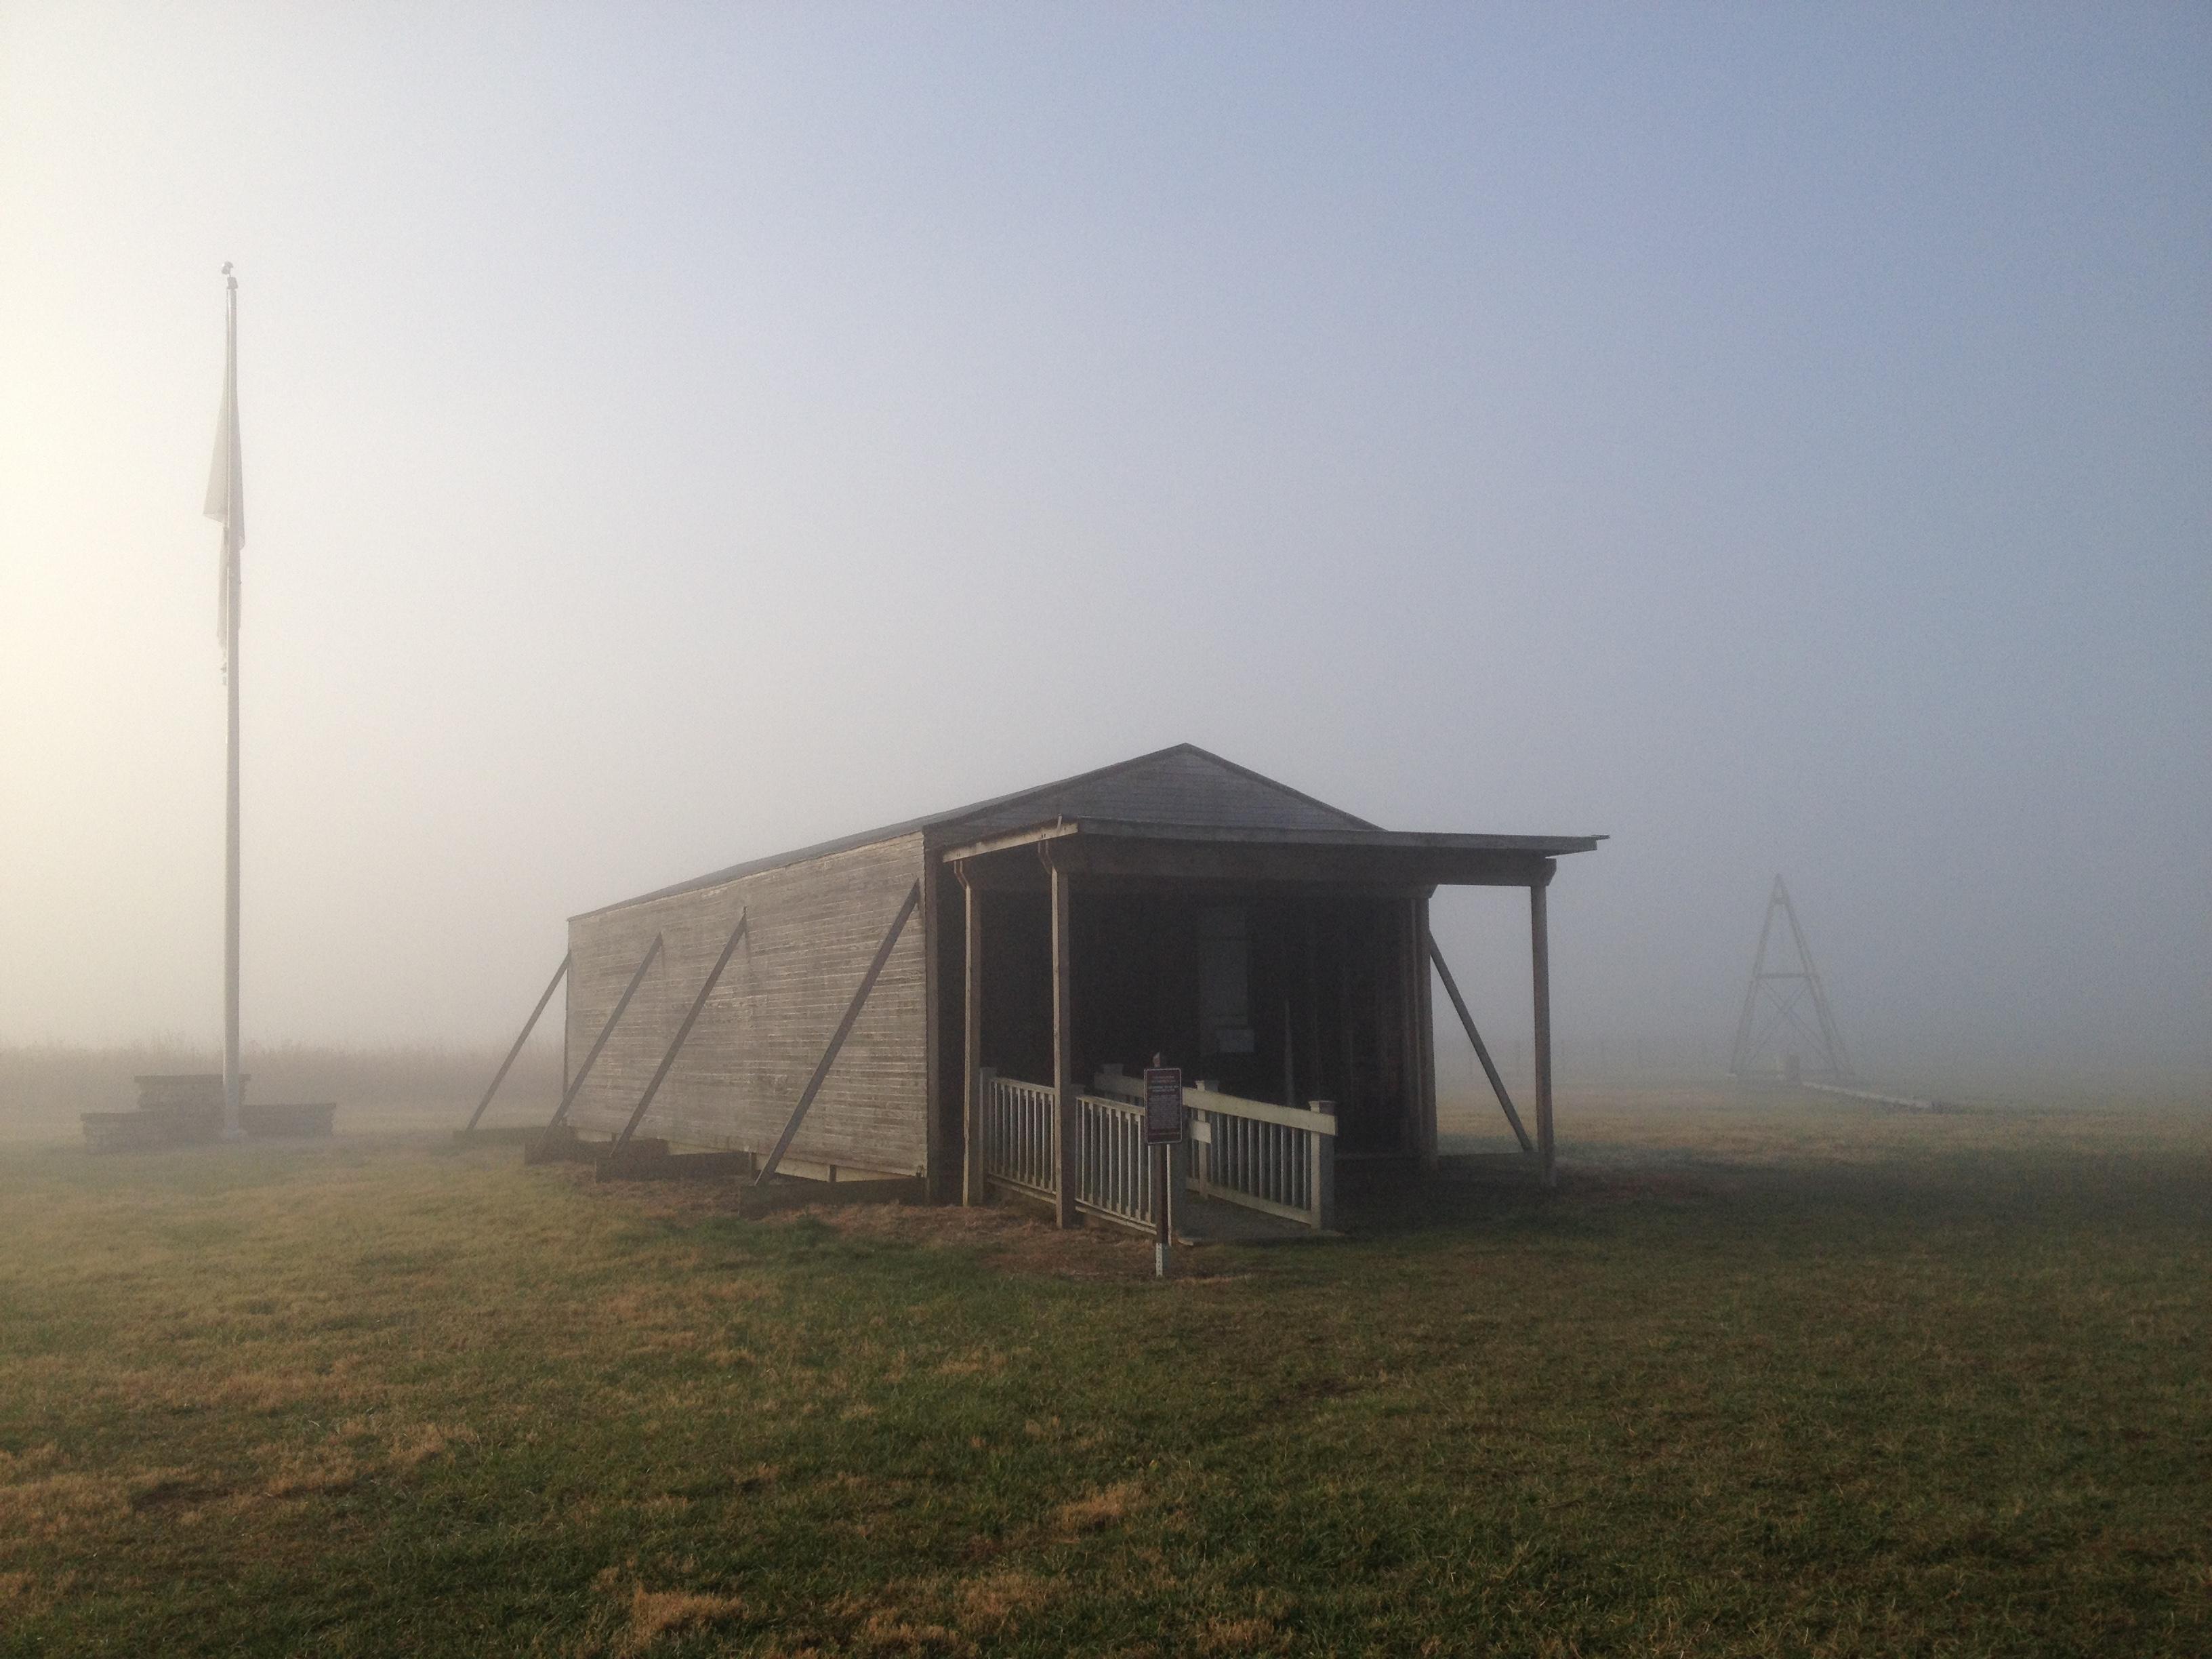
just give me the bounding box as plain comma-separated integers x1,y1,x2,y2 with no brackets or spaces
1309,1101,1336,1230
972,1065,994,1195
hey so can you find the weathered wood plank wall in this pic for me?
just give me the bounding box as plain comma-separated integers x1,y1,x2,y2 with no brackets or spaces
564,833,930,1174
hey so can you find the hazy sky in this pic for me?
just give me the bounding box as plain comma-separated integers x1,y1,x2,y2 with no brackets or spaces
3,5,2206,1078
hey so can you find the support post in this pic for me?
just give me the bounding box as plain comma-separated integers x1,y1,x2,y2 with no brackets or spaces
756,883,922,1185
1337,946,1357,1123
613,913,749,1151
1530,872,1556,1189
1152,1141,1170,1277
1413,895,1439,1168
1302,909,1324,1105
548,935,663,1129
961,869,985,1206
465,954,570,1133
921,858,945,1200
223,559,241,1138
974,1066,996,1191
1427,939,1535,1154
1050,863,1077,1227
1397,901,1418,1155
213,267,243,1140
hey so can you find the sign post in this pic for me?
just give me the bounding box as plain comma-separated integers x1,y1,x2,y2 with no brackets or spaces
1143,1060,1185,1279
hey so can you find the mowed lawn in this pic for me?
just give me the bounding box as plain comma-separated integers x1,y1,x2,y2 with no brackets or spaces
1,1094,2207,1656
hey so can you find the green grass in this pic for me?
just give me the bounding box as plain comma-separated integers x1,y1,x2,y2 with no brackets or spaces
1,1092,2207,1656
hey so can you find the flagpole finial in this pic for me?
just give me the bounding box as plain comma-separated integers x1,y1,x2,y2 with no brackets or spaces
222,262,236,291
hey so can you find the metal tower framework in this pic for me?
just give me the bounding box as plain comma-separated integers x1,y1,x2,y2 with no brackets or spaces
1728,876,1851,1082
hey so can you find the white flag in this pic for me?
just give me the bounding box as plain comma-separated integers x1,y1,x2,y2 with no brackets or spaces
205,268,244,653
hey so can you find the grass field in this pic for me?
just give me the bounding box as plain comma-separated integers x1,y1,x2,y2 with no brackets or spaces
1,1086,2206,1656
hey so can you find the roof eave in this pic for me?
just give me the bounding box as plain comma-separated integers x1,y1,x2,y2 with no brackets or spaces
936,818,1605,862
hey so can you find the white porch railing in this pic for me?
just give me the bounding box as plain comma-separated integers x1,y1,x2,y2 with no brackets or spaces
983,1068,1338,1233
1091,1067,1337,1231
1072,1091,1161,1231
980,1073,1165,1232
1189,1090,1336,1227
978,1071,1057,1202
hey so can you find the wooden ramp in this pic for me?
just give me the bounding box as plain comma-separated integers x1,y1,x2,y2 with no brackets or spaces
1174,1192,1327,1244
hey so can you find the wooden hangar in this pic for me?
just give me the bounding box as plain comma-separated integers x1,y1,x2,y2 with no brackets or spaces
535,744,1600,1230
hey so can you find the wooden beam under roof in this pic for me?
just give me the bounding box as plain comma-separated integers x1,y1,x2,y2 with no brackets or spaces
1031,835,1563,890
946,857,1440,899
937,817,1601,865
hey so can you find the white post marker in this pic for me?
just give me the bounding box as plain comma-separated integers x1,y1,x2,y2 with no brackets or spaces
1143,1059,1185,1279
204,264,247,1139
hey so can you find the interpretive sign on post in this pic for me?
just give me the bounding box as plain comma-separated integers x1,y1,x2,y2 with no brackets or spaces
1143,1065,1185,1146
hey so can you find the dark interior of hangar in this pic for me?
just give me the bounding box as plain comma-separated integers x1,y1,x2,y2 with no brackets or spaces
936,883,1427,1164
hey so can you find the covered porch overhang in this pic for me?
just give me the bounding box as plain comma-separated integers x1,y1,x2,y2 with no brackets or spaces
936,818,1601,1225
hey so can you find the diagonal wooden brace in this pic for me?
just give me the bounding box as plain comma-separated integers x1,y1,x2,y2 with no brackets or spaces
1428,938,1536,1155
548,935,663,1129
613,912,750,1151
465,953,569,1133
755,882,922,1185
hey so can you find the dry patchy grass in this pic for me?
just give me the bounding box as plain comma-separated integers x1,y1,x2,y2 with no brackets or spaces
617,1585,747,1654
1,1088,2207,1656
1052,1481,1141,1536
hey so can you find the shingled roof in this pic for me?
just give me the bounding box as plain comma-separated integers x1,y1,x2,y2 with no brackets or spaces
581,744,1388,916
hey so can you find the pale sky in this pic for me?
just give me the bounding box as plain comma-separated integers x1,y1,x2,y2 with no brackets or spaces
3,4,2206,1081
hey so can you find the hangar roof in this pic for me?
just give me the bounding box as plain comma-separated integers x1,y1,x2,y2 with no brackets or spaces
578,743,1601,918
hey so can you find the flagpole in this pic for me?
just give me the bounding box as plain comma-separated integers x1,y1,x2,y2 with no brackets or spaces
219,266,243,1139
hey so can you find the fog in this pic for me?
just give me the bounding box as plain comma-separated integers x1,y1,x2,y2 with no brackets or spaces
3,6,2206,1089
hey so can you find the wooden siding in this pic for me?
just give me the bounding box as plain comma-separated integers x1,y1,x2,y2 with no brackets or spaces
945,747,1370,838
564,833,930,1173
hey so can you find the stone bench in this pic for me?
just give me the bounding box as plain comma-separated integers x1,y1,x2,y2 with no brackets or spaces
83,1096,335,1149
81,1111,173,1153
81,1101,224,1151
